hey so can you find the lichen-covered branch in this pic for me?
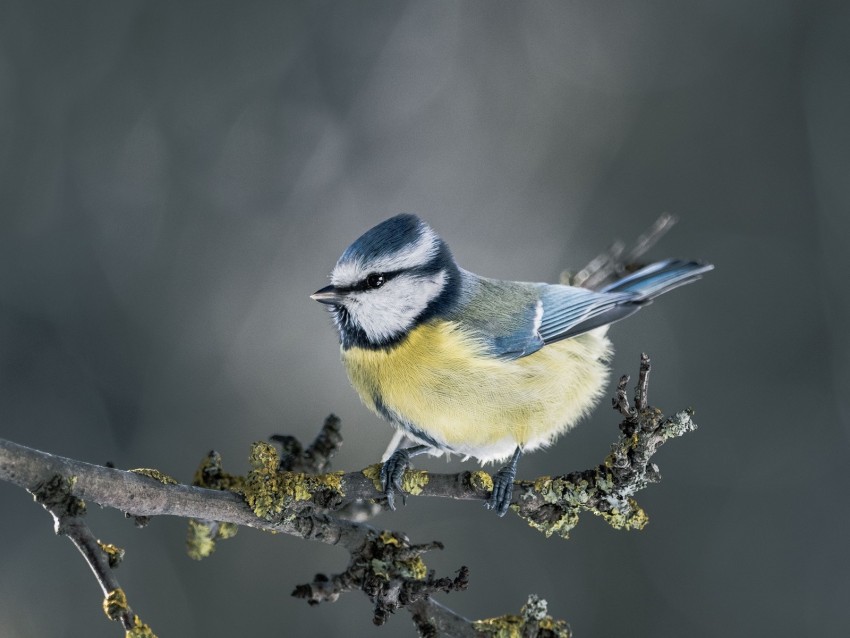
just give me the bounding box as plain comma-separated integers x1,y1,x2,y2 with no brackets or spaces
0,352,696,637
29,474,156,637
0,436,478,635
511,354,697,539
272,413,343,473
293,531,469,626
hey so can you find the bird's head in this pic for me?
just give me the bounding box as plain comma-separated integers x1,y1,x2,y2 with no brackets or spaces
312,214,461,349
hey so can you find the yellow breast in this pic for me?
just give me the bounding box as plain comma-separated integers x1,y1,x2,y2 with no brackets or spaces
341,320,612,462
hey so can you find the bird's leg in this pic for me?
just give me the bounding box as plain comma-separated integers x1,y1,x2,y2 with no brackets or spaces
485,446,523,517
380,445,430,510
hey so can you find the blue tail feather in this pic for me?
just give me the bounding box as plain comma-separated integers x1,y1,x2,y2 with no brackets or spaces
600,259,713,300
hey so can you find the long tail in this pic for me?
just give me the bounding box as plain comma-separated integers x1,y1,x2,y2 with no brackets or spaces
600,259,714,300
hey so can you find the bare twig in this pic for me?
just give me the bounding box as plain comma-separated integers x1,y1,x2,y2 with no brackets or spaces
635,352,651,410
613,374,633,418
29,474,154,635
273,413,343,473
566,213,678,290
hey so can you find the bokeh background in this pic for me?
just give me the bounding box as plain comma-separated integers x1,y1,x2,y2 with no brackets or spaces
1,1,848,636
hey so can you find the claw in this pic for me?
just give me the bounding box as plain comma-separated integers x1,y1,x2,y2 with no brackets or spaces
484,446,522,517
485,467,516,516
380,448,412,510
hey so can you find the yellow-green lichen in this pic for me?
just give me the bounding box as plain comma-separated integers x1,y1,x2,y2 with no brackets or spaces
282,473,312,502
595,472,615,493
473,614,525,638
539,617,571,634
372,531,427,580
316,471,344,493
362,464,383,492
129,468,178,485
362,464,428,496
473,612,570,638
400,469,429,495
379,530,401,546
469,470,494,493
531,476,556,502
370,556,426,581
186,518,240,560
192,452,245,492
186,519,217,560
398,556,427,580
103,588,129,621
243,441,345,520
126,614,157,638
596,498,649,530
372,558,392,580
521,508,580,540
97,541,125,568
244,442,285,519
530,476,591,508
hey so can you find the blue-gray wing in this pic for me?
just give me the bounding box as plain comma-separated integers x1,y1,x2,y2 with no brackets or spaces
537,259,713,344
452,260,711,358
536,285,637,345
449,274,545,360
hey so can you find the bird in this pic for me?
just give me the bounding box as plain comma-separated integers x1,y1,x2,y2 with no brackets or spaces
311,214,712,516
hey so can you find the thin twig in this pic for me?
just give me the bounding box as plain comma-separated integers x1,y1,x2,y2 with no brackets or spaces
635,353,651,410
30,475,137,631
568,213,678,290
613,374,633,418
623,213,678,265
273,414,343,473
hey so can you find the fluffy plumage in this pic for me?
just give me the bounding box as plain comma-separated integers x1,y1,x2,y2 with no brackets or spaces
313,214,711,507
342,319,611,462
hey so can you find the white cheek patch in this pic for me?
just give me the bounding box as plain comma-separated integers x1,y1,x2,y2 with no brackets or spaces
330,226,440,288
345,270,447,343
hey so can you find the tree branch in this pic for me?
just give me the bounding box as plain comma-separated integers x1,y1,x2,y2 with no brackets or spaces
0,354,696,636
0,219,700,636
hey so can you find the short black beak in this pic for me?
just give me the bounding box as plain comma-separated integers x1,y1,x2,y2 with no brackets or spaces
311,284,346,305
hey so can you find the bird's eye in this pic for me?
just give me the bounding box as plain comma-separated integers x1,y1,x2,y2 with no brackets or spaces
365,273,386,289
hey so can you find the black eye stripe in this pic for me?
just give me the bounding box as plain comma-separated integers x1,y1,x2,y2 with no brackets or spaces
341,270,405,293
337,259,448,293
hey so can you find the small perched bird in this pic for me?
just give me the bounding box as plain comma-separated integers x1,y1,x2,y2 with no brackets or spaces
312,214,712,516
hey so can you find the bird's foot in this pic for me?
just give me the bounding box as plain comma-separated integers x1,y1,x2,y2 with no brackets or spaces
380,445,429,510
484,446,522,517
380,448,410,510
485,466,517,517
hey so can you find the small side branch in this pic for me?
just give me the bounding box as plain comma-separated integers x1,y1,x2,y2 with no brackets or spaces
293,531,468,626
635,352,651,410
565,213,678,290
273,413,343,473
513,355,696,539
613,352,651,417
29,474,155,636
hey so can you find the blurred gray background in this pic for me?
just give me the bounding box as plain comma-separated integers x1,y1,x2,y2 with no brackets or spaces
1,1,848,636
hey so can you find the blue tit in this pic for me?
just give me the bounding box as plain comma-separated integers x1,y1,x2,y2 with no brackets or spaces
312,214,712,516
